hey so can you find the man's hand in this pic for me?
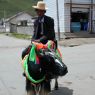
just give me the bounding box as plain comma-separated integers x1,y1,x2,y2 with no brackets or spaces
31,39,40,43
35,39,40,43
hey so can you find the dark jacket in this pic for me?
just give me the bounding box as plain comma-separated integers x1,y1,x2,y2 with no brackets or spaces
32,15,55,44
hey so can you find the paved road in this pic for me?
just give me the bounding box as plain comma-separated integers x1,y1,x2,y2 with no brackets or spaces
0,35,30,95
0,34,95,95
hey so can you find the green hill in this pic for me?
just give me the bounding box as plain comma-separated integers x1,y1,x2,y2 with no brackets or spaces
0,0,39,19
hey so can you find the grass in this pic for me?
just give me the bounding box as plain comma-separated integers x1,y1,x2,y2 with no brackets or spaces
11,33,32,39
3,32,32,40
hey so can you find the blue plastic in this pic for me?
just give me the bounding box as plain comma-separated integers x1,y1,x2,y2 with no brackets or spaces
71,22,81,32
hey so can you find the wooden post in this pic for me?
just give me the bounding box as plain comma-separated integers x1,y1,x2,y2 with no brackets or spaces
70,0,72,33
90,0,93,33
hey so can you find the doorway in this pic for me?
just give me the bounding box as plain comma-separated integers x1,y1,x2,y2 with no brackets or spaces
71,12,89,32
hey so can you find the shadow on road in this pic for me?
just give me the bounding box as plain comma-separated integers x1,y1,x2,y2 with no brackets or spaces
50,87,73,95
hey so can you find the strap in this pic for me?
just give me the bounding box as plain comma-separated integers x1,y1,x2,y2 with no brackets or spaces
41,17,44,35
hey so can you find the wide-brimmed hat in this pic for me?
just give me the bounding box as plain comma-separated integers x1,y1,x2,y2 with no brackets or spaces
32,1,48,10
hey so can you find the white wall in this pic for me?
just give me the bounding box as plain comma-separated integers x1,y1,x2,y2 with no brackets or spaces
58,0,65,32
44,0,57,32
17,26,34,35
44,0,65,33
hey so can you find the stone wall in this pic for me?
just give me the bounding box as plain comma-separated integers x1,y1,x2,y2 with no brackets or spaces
17,26,34,35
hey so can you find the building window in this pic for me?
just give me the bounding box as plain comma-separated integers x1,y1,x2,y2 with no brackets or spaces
20,20,27,26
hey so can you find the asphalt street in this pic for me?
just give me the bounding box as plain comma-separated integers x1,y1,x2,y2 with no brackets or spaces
0,34,95,95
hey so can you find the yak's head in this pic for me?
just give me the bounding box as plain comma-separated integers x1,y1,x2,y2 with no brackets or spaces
40,50,68,78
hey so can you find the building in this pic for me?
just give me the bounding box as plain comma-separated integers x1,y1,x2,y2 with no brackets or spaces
65,0,95,33
44,0,95,38
0,12,34,35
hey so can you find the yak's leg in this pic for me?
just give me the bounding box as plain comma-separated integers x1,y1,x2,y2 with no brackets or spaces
54,77,58,90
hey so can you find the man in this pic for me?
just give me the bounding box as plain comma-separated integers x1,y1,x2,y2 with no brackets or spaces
22,1,56,59
32,1,56,92
22,1,56,92
32,1,55,44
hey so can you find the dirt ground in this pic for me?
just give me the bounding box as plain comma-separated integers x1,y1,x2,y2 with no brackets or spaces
59,38,95,47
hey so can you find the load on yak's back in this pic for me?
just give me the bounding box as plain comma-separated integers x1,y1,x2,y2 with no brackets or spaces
21,40,68,83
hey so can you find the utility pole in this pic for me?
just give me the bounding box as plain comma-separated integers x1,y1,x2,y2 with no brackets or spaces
70,0,72,33
90,0,93,33
56,0,60,40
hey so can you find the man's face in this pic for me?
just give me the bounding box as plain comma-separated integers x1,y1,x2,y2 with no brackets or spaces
35,9,45,17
